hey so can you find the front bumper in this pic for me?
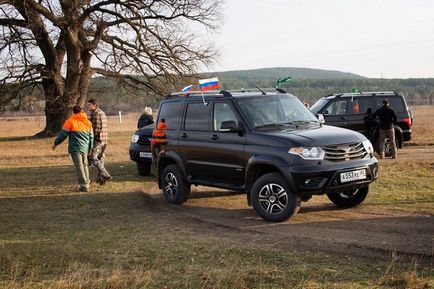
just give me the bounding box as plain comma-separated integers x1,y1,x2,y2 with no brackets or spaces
283,158,378,195
129,142,152,163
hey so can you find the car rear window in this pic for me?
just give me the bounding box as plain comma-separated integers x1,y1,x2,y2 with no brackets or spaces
157,101,183,130
184,102,210,131
349,97,374,115
374,96,405,112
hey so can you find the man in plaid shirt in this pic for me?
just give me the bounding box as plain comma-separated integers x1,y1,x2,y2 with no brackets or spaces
87,99,112,184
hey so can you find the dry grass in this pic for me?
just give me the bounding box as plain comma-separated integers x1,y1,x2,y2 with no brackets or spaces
0,108,433,288
407,105,434,146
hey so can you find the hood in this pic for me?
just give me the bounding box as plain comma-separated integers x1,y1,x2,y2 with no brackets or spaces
262,125,366,147
136,123,155,136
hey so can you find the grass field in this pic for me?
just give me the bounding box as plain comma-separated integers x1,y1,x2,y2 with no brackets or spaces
0,107,433,288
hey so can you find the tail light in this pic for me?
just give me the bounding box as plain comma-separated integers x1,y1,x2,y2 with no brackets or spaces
403,117,412,127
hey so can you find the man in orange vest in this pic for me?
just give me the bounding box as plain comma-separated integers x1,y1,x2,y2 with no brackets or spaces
52,105,93,192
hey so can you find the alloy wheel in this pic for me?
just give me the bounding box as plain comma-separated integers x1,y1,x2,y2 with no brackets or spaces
164,172,178,198
258,183,288,214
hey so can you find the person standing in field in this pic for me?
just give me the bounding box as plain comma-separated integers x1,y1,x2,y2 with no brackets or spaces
52,105,93,192
373,99,398,159
137,106,154,129
87,99,112,185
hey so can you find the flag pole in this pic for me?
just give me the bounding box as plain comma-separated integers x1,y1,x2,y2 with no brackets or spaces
201,90,207,106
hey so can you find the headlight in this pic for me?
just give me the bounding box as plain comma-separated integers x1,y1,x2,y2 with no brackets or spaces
362,139,374,158
289,147,325,160
131,134,139,143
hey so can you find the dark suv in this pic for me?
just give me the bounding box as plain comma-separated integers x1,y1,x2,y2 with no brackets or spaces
130,124,155,176
310,91,413,156
152,89,379,222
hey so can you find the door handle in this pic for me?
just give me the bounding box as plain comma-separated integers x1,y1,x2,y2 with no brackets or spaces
210,134,219,140
340,116,347,120
180,133,188,139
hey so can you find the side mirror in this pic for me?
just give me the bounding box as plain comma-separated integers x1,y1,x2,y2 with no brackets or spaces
322,110,329,115
316,114,325,124
220,120,238,132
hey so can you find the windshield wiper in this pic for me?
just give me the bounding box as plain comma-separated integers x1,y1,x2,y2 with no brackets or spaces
255,123,285,129
293,120,319,125
255,122,297,129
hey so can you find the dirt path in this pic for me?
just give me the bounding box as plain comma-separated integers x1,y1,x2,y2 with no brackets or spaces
399,145,434,160
142,190,433,262
141,146,434,262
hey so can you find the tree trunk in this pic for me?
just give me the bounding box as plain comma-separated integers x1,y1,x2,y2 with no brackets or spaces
77,51,92,108
35,109,69,138
34,77,69,138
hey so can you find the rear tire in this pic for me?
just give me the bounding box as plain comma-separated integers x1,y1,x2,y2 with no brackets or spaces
137,162,150,176
327,186,369,208
374,137,398,157
251,173,301,222
161,164,190,204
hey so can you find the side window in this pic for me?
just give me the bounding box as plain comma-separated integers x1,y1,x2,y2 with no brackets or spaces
375,96,405,112
184,102,209,131
349,97,373,115
323,99,347,116
213,102,238,131
157,101,182,130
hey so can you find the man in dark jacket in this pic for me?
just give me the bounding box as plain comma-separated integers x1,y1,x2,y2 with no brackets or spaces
87,99,112,184
52,105,93,192
373,99,398,159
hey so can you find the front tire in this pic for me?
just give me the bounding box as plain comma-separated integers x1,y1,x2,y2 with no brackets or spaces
251,173,301,222
327,186,369,208
161,164,190,204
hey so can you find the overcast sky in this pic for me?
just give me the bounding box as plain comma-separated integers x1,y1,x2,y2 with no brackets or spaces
209,0,434,78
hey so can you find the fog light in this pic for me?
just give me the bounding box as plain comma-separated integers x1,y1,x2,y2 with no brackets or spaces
373,167,379,178
304,178,312,185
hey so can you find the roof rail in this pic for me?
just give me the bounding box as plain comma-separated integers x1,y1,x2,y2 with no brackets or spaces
166,87,288,99
165,90,224,99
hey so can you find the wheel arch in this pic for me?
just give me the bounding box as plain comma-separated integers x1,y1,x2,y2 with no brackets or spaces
157,152,187,189
245,155,296,206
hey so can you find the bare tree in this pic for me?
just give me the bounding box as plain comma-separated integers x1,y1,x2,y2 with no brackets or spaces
0,0,221,136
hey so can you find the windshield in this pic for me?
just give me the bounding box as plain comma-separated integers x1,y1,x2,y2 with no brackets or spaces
310,98,328,114
236,95,319,129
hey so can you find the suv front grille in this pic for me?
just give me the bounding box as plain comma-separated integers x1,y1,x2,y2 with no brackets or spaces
137,135,151,145
323,142,366,162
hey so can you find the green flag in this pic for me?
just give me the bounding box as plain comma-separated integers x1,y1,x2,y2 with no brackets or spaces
352,87,361,93
276,76,292,87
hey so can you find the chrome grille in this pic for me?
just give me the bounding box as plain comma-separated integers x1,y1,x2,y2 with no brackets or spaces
323,142,366,162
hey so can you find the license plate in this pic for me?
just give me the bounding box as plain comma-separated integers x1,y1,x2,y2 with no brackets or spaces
139,152,152,158
340,169,366,183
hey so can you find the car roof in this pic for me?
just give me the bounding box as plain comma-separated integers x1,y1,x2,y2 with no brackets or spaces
323,91,400,99
163,88,298,101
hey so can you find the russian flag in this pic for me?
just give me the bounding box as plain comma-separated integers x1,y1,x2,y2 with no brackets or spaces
182,85,194,92
199,77,220,91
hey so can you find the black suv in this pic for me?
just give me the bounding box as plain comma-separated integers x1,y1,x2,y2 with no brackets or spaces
152,89,379,222
130,124,155,176
310,91,413,157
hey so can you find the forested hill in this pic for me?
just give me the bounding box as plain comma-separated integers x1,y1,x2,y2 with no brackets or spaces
212,68,432,105
3,67,433,115
215,67,365,81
